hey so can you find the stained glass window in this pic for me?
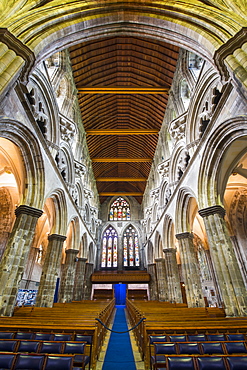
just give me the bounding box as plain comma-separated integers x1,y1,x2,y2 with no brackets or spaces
109,197,130,221
123,226,139,267
101,226,118,268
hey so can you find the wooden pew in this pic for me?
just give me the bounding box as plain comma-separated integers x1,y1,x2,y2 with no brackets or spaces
0,299,115,369
126,299,247,369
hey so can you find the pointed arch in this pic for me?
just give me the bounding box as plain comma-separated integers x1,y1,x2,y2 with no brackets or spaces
198,116,247,209
163,214,176,249
108,196,130,221
88,242,94,264
0,119,45,209
122,224,140,268
46,189,67,235
175,187,198,234
147,240,154,264
66,216,80,250
101,225,118,268
154,231,163,259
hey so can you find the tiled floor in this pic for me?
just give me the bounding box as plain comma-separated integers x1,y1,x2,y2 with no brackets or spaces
95,308,145,370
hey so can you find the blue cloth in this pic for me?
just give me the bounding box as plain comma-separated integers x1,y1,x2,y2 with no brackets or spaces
102,305,136,370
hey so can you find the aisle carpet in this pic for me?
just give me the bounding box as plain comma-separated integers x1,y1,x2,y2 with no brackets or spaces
102,305,136,370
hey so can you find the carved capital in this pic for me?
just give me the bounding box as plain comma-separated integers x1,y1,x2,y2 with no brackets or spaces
198,205,226,218
15,205,43,219
163,247,176,254
77,257,87,262
65,249,79,255
175,232,193,240
155,257,165,263
48,234,67,242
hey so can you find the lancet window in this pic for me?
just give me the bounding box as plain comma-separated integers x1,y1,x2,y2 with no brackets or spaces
101,226,118,268
123,226,139,267
109,197,130,221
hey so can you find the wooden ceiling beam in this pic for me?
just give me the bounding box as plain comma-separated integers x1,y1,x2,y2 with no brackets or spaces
96,177,147,182
78,87,169,94
92,158,152,162
86,129,159,135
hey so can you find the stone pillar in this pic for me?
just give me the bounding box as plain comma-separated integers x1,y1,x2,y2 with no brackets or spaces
73,257,87,301
176,232,204,308
83,262,94,300
24,246,39,289
35,234,66,307
139,245,145,270
199,205,247,316
0,205,43,316
147,263,158,300
58,249,79,303
155,258,168,301
163,248,183,303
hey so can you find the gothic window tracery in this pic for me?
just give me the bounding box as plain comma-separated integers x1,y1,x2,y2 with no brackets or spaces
123,225,140,267
101,226,118,268
109,197,130,221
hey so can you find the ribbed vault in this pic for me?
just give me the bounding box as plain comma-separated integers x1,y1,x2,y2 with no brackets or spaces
69,36,179,203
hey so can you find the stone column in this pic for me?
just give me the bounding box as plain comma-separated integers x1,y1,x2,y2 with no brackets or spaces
24,246,39,289
35,234,66,307
163,248,183,303
199,205,247,316
58,249,79,303
176,232,204,308
83,262,94,300
73,257,87,301
0,205,43,316
155,258,168,301
139,245,145,270
147,263,158,300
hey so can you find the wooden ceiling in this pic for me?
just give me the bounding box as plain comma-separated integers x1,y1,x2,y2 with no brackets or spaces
69,36,179,203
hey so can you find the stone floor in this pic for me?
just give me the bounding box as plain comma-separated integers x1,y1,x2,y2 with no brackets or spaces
95,308,145,370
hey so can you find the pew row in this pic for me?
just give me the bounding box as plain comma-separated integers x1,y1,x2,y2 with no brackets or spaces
126,299,247,369
0,299,115,369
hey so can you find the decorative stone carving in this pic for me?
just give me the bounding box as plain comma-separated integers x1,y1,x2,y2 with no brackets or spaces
74,160,86,178
169,115,186,142
157,159,170,178
150,188,159,198
60,117,76,143
177,149,190,180
26,87,49,139
84,188,93,199
55,149,68,182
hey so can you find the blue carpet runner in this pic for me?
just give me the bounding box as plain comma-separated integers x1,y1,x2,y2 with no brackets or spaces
102,305,136,370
